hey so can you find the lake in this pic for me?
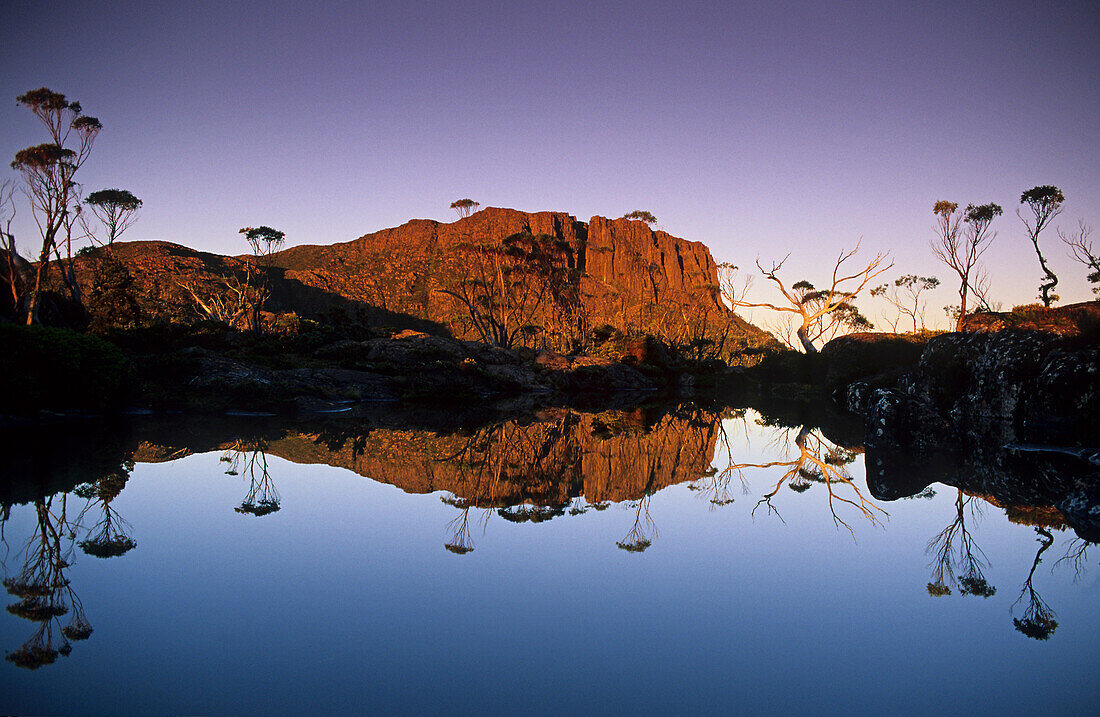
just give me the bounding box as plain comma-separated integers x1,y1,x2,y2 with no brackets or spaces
1,405,1096,715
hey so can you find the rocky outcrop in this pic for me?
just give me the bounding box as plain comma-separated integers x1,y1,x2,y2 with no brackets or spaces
65,208,771,352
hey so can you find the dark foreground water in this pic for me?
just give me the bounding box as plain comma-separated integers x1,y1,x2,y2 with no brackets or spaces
1,407,1096,715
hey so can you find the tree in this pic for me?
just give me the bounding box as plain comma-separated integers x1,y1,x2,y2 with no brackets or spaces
622,210,656,225
871,274,940,332
930,200,1001,331
0,179,24,318
239,225,285,261
450,198,480,218
731,242,889,353
1059,220,1098,297
1018,185,1064,307
85,188,141,245
238,225,285,330
436,232,575,348
10,88,101,324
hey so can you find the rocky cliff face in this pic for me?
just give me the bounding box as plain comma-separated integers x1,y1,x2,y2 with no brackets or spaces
64,208,769,352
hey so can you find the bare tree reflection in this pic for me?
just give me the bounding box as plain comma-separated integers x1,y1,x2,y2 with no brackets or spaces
1012,527,1058,640
224,440,281,516
74,466,137,558
739,426,885,535
1053,538,1092,583
925,489,995,598
2,496,92,669
441,496,488,555
617,495,657,553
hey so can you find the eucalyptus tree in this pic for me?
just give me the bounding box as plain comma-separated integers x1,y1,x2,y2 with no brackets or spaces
731,242,890,353
450,198,480,218
10,88,101,324
931,201,1001,331
622,210,657,225
1060,221,1098,296
85,188,142,245
1018,185,1064,307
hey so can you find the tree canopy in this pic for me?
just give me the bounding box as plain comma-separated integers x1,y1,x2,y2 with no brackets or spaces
622,210,656,225
450,198,480,218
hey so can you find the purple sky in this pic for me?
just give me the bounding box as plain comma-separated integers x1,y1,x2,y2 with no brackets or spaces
2,1,1098,322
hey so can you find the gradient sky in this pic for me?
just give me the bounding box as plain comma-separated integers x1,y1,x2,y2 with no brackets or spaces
2,1,1098,321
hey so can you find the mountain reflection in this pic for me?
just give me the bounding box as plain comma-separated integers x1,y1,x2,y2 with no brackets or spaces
0,401,1096,668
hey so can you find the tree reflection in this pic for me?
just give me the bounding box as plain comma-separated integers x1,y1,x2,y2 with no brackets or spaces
1012,527,1058,640
738,426,885,535
441,496,492,555
223,441,281,516
74,466,137,558
2,496,92,669
925,489,995,598
617,495,657,552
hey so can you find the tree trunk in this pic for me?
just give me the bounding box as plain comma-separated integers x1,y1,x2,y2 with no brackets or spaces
955,283,968,332
797,323,817,353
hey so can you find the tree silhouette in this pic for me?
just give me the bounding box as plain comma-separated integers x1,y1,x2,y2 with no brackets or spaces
1060,220,1098,297
924,490,995,598
1011,527,1058,640
224,442,281,516
450,198,480,218
1018,185,1065,307
870,274,940,332
74,469,137,558
3,496,93,669
85,188,141,245
10,88,102,324
617,495,657,552
622,210,656,225
931,200,1001,331
731,242,889,352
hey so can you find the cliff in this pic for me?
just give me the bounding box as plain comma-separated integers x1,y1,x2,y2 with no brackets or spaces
65,208,771,353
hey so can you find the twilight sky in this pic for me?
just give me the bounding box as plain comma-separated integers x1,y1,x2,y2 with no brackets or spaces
2,1,1098,320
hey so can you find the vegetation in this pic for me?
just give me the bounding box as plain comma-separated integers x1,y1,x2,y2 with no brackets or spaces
9,88,102,324
622,210,656,225
730,242,889,353
450,198,480,218
1018,185,1064,307
930,200,1001,331
85,188,141,245
1060,221,1098,296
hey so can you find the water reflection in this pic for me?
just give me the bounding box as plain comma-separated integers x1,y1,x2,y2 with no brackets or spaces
221,440,281,516
925,489,995,598
0,401,1096,678
2,496,91,669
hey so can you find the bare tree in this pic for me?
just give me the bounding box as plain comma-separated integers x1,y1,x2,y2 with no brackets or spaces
85,188,142,245
9,88,101,324
450,198,480,218
930,200,1001,331
0,179,25,317
871,274,940,332
731,242,889,353
1060,220,1098,297
1018,185,1065,307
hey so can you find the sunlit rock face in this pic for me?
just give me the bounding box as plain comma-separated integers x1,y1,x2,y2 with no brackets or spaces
262,407,720,507
65,208,769,346
123,407,719,509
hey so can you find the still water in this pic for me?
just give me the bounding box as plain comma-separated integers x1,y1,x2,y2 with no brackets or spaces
1,406,1096,715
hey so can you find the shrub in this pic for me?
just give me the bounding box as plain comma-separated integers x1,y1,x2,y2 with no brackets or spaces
0,325,130,413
